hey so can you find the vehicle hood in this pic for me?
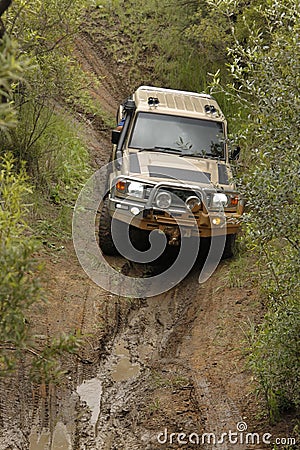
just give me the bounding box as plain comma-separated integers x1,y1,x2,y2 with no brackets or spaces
128,151,233,189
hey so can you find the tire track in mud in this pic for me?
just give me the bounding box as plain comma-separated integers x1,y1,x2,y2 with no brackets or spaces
0,246,114,450
73,32,125,170
73,268,204,450
0,248,257,450
72,259,258,450
69,259,251,450
178,271,259,450
29,274,92,442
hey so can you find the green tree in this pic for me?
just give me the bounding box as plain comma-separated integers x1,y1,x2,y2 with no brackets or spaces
210,0,300,419
5,0,93,102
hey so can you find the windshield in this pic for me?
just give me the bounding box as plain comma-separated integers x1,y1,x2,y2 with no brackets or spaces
129,112,225,158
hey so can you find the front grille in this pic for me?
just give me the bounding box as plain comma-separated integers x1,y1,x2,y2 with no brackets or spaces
157,187,202,208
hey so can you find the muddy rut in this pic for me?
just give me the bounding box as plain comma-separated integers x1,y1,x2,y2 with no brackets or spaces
0,245,259,450
0,33,265,450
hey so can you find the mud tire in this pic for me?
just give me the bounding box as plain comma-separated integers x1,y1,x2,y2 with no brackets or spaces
129,226,151,252
99,197,119,255
222,234,236,259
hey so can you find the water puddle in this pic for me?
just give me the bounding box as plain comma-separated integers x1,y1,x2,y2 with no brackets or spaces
111,341,140,382
29,429,50,450
76,377,102,429
29,421,72,450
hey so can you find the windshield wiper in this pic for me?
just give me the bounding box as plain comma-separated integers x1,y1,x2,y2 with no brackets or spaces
180,152,224,160
138,146,183,155
179,151,209,158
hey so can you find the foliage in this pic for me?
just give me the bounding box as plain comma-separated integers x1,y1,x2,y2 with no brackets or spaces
210,0,300,419
0,5,88,377
0,33,29,132
5,0,94,103
0,0,94,244
2,102,91,199
0,0,97,194
249,297,300,422
0,1,94,382
0,155,37,373
0,154,81,378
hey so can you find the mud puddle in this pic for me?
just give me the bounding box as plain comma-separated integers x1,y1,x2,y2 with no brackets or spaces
77,377,102,429
111,340,141,382
29,422,72,450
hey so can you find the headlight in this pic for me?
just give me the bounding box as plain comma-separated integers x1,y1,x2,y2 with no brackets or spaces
155,191,172,209
212,192,228,208
127,181,144,198
185,195,201,211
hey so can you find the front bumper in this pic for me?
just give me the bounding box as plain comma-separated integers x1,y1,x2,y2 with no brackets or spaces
109,178,244,238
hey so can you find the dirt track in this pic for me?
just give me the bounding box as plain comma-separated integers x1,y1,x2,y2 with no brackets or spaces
0,238,261,450
0,32,293,450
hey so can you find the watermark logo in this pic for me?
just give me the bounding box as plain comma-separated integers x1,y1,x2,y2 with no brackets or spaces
157,422,297,447
236,421,248,432
72,155,226,298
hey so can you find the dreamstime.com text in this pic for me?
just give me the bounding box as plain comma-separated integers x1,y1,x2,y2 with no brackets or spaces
157,422,297,447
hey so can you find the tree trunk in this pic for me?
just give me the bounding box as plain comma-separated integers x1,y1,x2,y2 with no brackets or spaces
0,0,12,38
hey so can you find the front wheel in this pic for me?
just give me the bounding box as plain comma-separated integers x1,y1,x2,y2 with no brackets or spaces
129,226,151,252
222,234,237,259
98,197,119,255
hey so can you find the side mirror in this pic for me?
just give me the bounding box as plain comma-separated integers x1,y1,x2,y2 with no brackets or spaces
112,129,121,145
230,146,241,161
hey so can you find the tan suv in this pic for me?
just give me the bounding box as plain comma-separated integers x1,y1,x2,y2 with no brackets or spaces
99,86,243,259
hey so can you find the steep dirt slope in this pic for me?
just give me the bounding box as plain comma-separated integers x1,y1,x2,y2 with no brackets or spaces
0,32,296,450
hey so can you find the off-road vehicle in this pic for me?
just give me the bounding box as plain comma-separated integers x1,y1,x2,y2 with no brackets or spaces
99,86,243,258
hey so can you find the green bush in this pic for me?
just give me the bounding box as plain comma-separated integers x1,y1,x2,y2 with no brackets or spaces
5,0,93,102
0,153,81,378
210,0,300,419
249,297,300,422
0,0,97,190
0,153,39,372
4,103,91,197
0,34,29,132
